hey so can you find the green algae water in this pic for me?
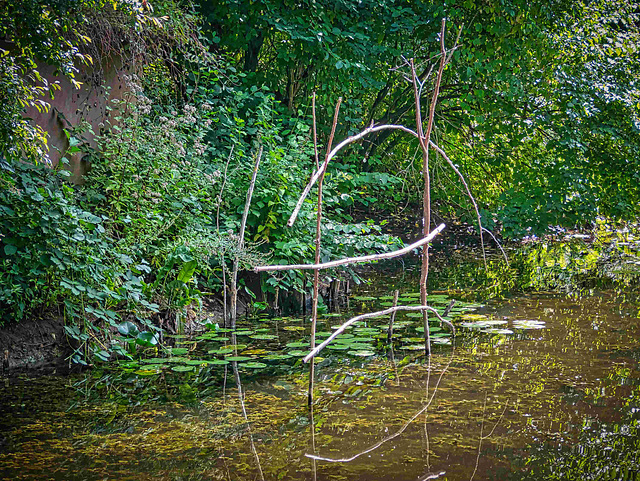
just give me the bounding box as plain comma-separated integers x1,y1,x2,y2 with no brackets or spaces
1,276,639,480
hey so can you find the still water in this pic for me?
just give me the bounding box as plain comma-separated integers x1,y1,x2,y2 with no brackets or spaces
1,275,639,480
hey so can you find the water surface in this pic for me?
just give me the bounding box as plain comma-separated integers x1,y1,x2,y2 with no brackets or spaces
1,285,639,480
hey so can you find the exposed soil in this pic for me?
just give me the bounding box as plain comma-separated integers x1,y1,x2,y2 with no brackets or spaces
0,313,68,374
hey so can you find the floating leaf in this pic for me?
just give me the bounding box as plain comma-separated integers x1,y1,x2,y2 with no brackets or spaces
241,362,267,369
171,365,194,372
234,330,255,336
263,354,293,360
286,341,310,348
241,349,268,355
348,350,375,357
134,369,160,376
459,314,488,321
225,356,252,362
512,320,546,329
283,326,305,331
287,350,308,357
250,334,278,340
460,320,508,328
208,359,230,365
169,348,189,355
326,344,350,350
432,338,452,345
348,343,375,350
484,328,514,335
166,357,189,363
184,359,208,366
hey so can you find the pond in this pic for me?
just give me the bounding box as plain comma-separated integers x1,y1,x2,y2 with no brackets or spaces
1,265,639,480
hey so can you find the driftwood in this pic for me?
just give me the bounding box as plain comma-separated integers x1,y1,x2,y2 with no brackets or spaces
255,223,445,272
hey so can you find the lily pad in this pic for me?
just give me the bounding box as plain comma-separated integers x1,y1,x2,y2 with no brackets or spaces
286,341,310,348
283,326,305,331
184,359,208,366
250,334,278,340
432,338,452,345
134,369,160,376
241,362,267,369
512,320,546,329
225,356,252,362
169,348,189,355
287,350,308,357
348,350,376,357
484,328,514,335
241,349,268,355
460,320,508,328
326,344,350,350
171,365,194,372
263,354,293,360
207,359,230,365
234,330,255,336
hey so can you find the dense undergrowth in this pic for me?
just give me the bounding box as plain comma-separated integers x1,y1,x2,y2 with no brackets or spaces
1,0,639,364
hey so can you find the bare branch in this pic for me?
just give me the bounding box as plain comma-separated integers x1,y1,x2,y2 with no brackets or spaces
429,140,486,266
303,303,455,363
230,146,263,327
287,124,419,227
482,227,509,264
255,223,445,272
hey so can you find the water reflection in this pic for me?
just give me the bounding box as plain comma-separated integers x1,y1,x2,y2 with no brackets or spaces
0,292,639,480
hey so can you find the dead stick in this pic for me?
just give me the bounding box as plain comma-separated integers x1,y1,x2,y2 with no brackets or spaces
230,146,263,328
309,97,342,407
303,304,455,363
256,223,445,272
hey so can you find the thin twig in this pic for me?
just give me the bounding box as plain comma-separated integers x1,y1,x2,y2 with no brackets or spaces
256,223,445,272
482,227,509,264
387,290,400,342
429,140,486,266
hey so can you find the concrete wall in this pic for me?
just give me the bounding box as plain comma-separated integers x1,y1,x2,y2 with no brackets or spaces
24,57,131,182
